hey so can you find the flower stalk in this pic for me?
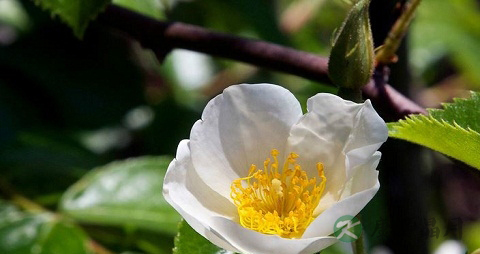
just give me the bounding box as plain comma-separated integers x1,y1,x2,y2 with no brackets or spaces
352,231,366,254
338,87,363,103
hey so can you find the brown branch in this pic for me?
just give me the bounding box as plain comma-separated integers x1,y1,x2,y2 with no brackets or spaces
365,66,427,121
98,5,425,119
97,5,330,84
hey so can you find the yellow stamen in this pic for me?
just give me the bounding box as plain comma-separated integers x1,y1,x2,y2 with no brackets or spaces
230,149,327,238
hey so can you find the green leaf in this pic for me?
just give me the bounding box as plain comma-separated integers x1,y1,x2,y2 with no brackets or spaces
0,200,92,254
112,0,165,20
60,156,181,235
40,221,93,254
32,0,111,37
428,92,480,133
388,91,480,169
173,220,224,254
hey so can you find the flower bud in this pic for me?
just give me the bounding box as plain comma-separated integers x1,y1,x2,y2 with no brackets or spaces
328,0,374,90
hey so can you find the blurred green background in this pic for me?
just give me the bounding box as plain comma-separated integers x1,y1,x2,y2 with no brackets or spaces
0,0,479,253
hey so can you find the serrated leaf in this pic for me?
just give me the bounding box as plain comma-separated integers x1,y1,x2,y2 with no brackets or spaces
32,0,111,37
388,92,480,169
60,156,181,235
174,220,225,254
429,91,480,133
0,200,92,254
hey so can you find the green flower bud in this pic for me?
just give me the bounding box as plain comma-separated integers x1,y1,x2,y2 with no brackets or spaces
328,0,374,90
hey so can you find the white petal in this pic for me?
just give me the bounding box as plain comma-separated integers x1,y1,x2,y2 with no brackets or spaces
343,152,381,197
190,94,236,199
342,99,388,178
287,93,387,176
163,140,239,251
191,84,303,197
286,94,386,206
210,217,338,254
303,153,381,238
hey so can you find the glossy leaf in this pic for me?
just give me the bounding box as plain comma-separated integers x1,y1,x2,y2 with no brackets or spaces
173,220,224,254
32,0,111,37
388,91,480,169
0,200,91,254
60,156,181,235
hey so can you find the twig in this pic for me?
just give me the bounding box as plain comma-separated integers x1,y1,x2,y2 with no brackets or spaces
364,66,427,120
89,240,115,254
0,178,114,254
97,5,330,84
98,5,426,119
375,0,422,64
0,178,47,212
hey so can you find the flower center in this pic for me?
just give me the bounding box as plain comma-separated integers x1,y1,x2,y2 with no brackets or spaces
230,149,326,238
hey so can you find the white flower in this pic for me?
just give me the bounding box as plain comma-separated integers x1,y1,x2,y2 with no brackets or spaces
163,84,388,254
